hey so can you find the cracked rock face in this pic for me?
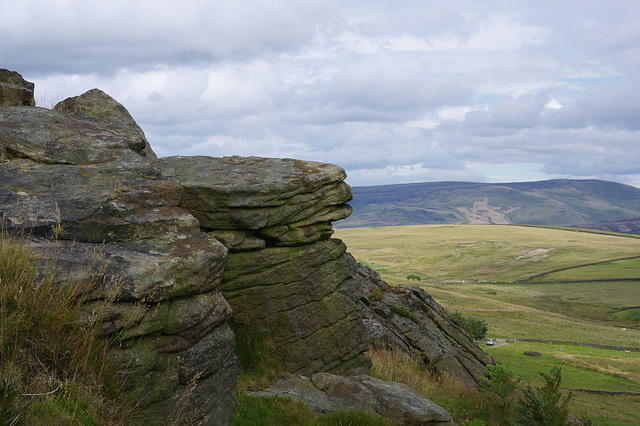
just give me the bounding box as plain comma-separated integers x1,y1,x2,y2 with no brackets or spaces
0,83,237,425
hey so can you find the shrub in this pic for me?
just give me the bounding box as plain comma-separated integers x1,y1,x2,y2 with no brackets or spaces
451,311,489,340
480,365,520,424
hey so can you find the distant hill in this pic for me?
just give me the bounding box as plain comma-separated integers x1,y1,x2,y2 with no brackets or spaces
338,179,640,232
577,217,640,234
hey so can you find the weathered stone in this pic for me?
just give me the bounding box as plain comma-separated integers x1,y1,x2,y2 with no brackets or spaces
221,239,371,375
160,155,352,233
1,83,237,424
0,159,197,242
358,263,494,388
54,88,156,159
250,372,454,425
0,69,35,106
207,229,266,251
259,204,352,246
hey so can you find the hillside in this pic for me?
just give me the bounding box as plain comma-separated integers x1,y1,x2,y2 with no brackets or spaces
338,179,640,230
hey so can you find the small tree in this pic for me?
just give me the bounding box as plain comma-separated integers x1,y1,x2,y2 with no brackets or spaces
509,366,572,426
480,364,520,423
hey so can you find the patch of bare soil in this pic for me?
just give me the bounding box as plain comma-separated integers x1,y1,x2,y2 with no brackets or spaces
457,198,519,224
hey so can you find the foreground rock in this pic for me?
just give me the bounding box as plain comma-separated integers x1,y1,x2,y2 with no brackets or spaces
250,373,454,425
162,155,372,376
0,84,237,424
358,263,494,388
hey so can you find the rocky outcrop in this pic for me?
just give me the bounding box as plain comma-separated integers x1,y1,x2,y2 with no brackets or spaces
250,372,454,425
0,69,35,106
161,155,371,376
358,263,494,388
0,85,237,424
1,70,492,424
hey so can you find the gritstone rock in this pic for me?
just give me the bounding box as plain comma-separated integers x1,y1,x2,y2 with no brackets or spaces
161,155,372,376
358,263,494,388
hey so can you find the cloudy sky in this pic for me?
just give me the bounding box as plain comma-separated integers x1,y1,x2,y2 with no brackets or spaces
2,1,640,187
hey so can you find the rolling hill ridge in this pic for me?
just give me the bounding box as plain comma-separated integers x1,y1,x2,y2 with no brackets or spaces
338,179,640,231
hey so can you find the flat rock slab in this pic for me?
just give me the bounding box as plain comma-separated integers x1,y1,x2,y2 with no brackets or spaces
249,372,454,425
160,155,352,231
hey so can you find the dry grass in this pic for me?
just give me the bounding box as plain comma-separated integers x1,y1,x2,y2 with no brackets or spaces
0,229,128,424
368,348,486,424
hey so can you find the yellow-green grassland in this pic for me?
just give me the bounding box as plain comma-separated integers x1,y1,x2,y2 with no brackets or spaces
336,224,640,425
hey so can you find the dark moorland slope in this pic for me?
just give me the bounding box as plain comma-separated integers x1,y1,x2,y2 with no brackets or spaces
338,179,640,232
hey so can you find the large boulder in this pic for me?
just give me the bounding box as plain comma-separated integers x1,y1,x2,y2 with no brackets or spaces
0,69,35,106
358,263,494,388
250,372,454,425
53,88,156,160
0,85,237,424
162,155,372,376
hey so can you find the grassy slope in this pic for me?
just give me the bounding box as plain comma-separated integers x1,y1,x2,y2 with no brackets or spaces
335,224,640,425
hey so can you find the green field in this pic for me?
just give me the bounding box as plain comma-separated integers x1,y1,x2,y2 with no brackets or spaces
334,224,640,425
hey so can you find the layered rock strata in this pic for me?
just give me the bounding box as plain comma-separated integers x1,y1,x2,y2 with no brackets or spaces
358,263,494,388
162,155,372,375
0,87,237,424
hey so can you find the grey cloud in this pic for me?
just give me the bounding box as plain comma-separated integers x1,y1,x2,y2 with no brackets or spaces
3,0,640,187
